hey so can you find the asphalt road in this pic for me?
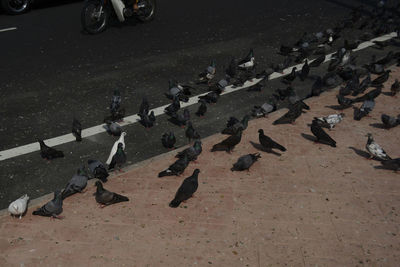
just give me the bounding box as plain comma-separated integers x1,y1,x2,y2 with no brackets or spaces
0,0,399,209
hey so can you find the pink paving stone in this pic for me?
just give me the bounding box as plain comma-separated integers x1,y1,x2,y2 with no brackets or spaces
1,66,400,266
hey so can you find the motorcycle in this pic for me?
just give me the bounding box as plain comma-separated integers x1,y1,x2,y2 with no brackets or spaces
81,0,156,34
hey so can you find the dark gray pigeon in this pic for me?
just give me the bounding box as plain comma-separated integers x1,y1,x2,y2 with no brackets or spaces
222,115,250,135
370,70,391,87
61,166,90,199
258,129,286,152
185,121,201,142
251,100,276,118
211,129,242,153
309,55,325,68
273,101,308,125
94,181,129,207
352,87,381,103
104,120,122,136
139,97,149,115
231,153,261,171
176,140,202,162
110,89,122,113
336,94,353,109
88,159,109,183
353,100,375,121
162,132,176,150
108,143,127,171
299,59,309,81
158,154,189,177
139,110,156,129
170,108,190,128
311,119,336,147
169,169,200,208
32,190,63,219
164,96,180,115
381,114,400,129
196,99,207,117
72,118,82,142
38,139,64,160
391,79,399,96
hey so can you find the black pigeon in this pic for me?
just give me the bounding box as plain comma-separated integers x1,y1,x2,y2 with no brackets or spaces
104,120,122,136
169,169,200,208
110,89,122,114
226,58,238,78
139,97,149,115
185,121,201,142
108,143,126,171
94,181,129,207
158,154,189,177
282,67,297,84
363,62,384,75
72,118,82,142
258,129,286,152
170,108,190,127
336,94,353,109
196,99,207,117
38,139,64,160
198,91,219,104
32,190,63,219
176,140,202,162
299,59,310,81
231,153,261,171
356,73,371,95
381,114,400,129
161,132,176,149
309,76,323,97
279,44,295,56
88,159,109,183
371,70,391,87
105,108,125,122
61,166,90,200
164,97,180,115
222,115,250,135
271,56,292,73
273,101,308,125
311,119,336,147
380,158,400,171
309,55,325,68
352,87,382,103
353,100,375,121
211,128,242,153
139,110,156,129
391,79,400,96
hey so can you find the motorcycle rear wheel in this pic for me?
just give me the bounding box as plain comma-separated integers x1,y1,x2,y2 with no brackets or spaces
136,0,156,22
81,0,109,34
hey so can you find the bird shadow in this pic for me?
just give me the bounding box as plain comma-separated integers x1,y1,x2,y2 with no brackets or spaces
348,146,370,159
382,92,394,97
325,105,345,111
167,117,185,127
373,165,399,172
301,133,317,143
369,123,387,129
249,141,282,156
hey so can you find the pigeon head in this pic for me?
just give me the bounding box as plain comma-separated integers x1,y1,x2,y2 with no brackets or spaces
95,181,104,190
193,169,200,176
121,132,127,137
258,129,264,135
117,143,124,150
77,165,86,176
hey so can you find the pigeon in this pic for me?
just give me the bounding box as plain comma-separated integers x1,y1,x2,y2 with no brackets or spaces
336,94,354,109
104,120,122,136
314,113,345,129
139,97,149,115
61,166,90,199
271,56,292,73
391,79,400,96
165,80,191,102
38,139,64,160
323,72,341,88
258,129,286,152
299,59,310,81
108,143,127,171
94,181,129,207
158,154,189,177
169,169,200,208
356,73,371,95
88,159,109,183
238,49,255,69
32,190,63,219
380,158,400,171
161,132,176,149
8,194,29,219
352,87,382,103
197,60,216,84
185,121,201,142
365,133,391,160
251,100,276,118
110,89,122,113
211,128,242,153
196,99,207,117
105,107,125,122
308,76,324,97
371,70,391,87
226,58,238,78
273,101,308,125
279,44,296,56
282,67,297,84
215,76,231,92
363,62,384,75
231,153,261,171
106,132,126,165
353,100,375,121
309,55,325,68
72,118,82,142
164,97,180,115
221,115,250,135
311,119,336,147
176,140,202,162
170,108,190,127
198,91,220,104
139,110,156,129
381,114,400,129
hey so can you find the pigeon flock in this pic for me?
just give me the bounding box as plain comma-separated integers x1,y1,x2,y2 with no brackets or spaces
8,2,400,219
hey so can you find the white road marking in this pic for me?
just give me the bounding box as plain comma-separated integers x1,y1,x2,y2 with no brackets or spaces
0,32,397,162
0,27,17,33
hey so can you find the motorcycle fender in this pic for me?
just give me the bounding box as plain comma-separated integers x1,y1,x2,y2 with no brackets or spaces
110,0,126,22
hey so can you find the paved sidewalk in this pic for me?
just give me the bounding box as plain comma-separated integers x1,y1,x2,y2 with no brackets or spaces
1,67,399,267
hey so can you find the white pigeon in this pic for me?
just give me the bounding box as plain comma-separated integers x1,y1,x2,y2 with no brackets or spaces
8,194,29,219
365,133,391,161
106,132,126,165
315,113,345,129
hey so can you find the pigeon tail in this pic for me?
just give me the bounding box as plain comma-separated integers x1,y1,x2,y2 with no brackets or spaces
275,143,287,152
169,198,181,208
158,169,174,177
113,193,129,203
211,143,229,152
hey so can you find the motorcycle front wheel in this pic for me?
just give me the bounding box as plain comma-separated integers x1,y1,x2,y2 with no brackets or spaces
136,0,156,22
81,0,109,34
